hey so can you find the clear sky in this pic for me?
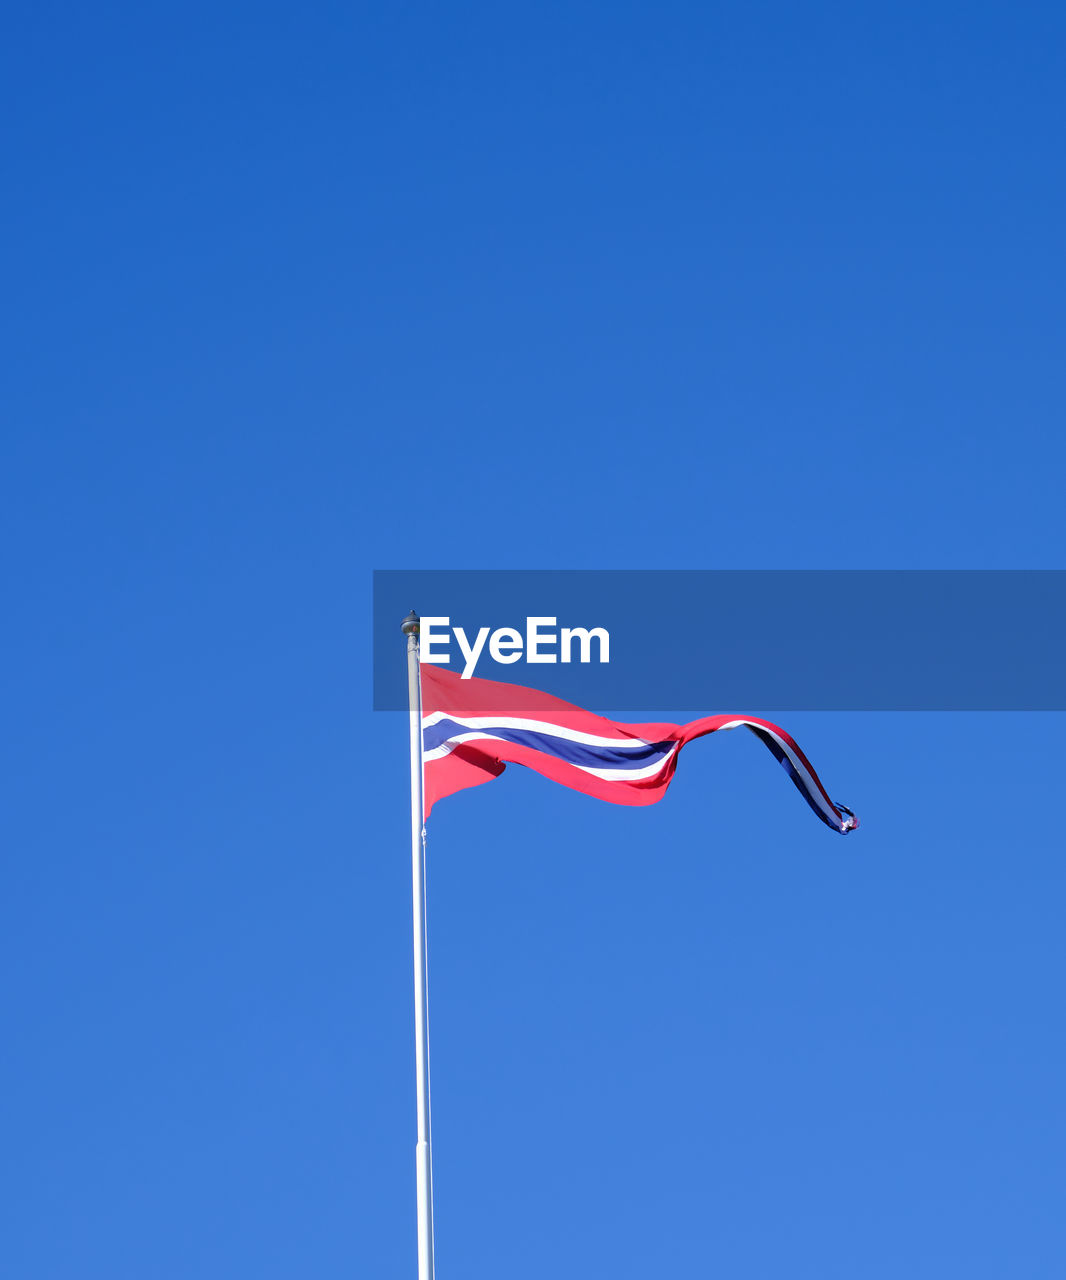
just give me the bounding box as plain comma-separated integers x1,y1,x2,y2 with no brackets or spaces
4,2,1065,1277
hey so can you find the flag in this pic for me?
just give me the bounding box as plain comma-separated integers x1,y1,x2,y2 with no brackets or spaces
420,665,858,833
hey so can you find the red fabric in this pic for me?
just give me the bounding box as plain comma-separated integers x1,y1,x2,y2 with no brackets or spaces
419,665,855,834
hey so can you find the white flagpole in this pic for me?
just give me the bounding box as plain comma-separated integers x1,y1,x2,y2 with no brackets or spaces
402,610,435,1280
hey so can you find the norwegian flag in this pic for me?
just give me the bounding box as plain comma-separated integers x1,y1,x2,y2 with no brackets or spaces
420,664,858,833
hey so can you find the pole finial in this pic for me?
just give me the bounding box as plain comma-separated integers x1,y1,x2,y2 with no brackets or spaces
401,609,420,636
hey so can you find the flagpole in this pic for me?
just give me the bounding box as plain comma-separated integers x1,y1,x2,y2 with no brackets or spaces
402,610,435,1280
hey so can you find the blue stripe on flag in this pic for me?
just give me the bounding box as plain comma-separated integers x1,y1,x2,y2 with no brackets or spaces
423,718,676,771
744,725,842,831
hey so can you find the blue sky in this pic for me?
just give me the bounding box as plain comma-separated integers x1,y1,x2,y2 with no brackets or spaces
4,2,1065,1276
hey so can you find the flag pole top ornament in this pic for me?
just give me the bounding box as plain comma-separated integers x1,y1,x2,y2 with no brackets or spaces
401,610,420,636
